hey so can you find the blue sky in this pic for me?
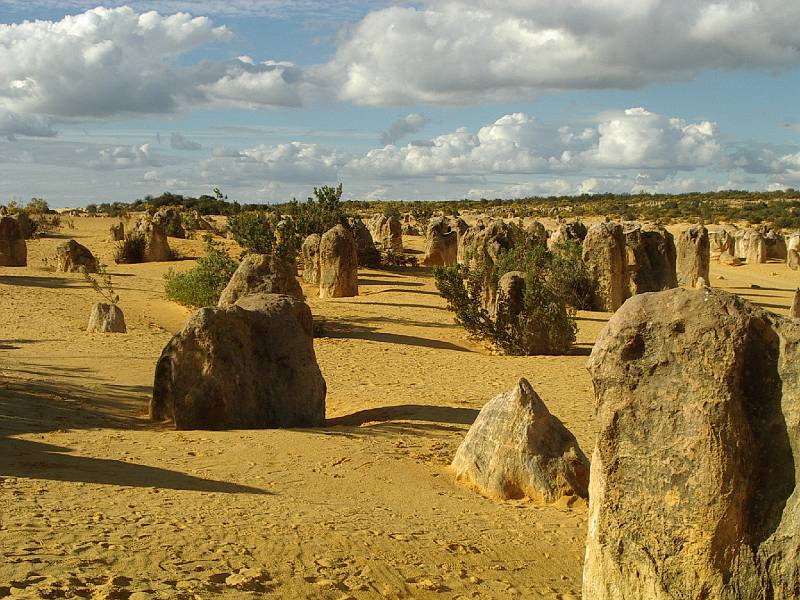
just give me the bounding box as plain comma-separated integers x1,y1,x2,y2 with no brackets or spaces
0,1,798,207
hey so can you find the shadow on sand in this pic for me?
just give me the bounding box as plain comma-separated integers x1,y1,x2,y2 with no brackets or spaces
0,373,267,494
316,317,472,352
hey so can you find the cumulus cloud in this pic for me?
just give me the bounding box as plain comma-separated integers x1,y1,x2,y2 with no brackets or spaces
91,143,155,169
0,7,313,118
0,110,57,140
345,108,718,178
380,113,428,145
326,1,800,105
170,132,202,151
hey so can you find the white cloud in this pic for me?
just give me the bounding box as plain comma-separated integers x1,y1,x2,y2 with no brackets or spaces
170,132,202,151
90,143,154,169
345,109,718,178
584,108,720,169
380,113,428,145
326,1,800,105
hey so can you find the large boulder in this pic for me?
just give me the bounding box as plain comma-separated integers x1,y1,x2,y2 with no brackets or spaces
451,378,589,503
349,218,380,267
151,293,326,430
319,224,358,298
734,228,768,263
622,222,677,295
492,270,526,320
301,234,321,285
550,220,587,244
584,287,800,599
525,220,548,246
152,206,185,238
55,239,98,273
582,222,627,312
422,216,458,266
368,214,403,253
131,216,171,262
676,224,710,288
0,216,27,266
218,254,302,307
87,302,126,333
765,230,787,260
710,227,735,257
13,211,32,239
108,222,125,241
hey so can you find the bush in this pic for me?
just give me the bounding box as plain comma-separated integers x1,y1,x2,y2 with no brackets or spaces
227,210,275,255
434,230,577,355
286,183,347,237
114,233,145,264
164,235,238,308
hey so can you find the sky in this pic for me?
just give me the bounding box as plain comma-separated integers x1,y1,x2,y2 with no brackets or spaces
0,1,799,207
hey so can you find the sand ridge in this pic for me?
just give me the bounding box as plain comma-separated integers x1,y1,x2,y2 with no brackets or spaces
1,216,797,598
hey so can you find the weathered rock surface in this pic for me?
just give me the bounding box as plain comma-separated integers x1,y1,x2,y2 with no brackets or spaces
151,293,326,429
153,207,185,238
734,228,768,264
87,302,127,333
218,254,302,307
710,228,735,257
584,287,800,600
55,239,98,273
622,222,677,295
349,218,380,267
0,216,27,267
676,224,710,287
13,211,32,239
131,217,171,262
452,378,589,503
525,221,548,245
550,220,587,244
108,222,125,241
319,224,358,298
301,234,321,285
790,289,800,318
765,230,787,260
788,249,800,271
368,214,403,253
582,223,627,312
422,216,458,266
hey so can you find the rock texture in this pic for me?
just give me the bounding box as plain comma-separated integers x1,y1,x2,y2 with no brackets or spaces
319,224,358,298
301,234,322,285
622,222,677,295
368,214,403,253
153,207,185,238
86,303,127,333
13,212,32,239
218,254,302,307
0,216,27,267
132,217,171,262
452,378,589,503
788,249,800,271
710,228,735,257
733,228,768,264
550,220,587,244
791,289,800,318
493,271,526,320
55,239,98,273
108,222,125,241
582,223,627,312
765,230,787,260
525,221,548,246
676,224,710,287
584,287,800,600
349,218,380,267
422,216,458,266
151,293,326,430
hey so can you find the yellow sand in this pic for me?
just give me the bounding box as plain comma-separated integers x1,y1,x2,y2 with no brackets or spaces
0,217,796,599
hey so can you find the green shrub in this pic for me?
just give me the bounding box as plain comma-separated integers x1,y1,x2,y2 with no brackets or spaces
164,235,238,308
227,210,275,254
114,233,145,264
286,183,347,237
434,230,577,355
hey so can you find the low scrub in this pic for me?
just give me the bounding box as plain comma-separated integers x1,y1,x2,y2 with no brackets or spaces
434,230,581,355
164,236,238,308
114,234,145,264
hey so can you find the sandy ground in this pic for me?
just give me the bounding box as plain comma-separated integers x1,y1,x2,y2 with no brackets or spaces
1,217,797,599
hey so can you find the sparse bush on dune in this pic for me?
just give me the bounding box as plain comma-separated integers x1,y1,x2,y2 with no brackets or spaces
164,235,238,308
114,233,146,264
227,210,275,255
434,229,579,355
